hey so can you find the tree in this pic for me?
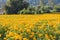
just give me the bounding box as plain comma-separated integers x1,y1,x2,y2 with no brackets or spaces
48,0,55,7
4,0,29,14
40,0,44,7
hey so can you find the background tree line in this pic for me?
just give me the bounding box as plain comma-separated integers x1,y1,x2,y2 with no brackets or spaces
4,0,60,14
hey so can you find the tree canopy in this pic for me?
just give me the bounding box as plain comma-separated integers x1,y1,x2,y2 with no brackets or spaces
4,0,29,14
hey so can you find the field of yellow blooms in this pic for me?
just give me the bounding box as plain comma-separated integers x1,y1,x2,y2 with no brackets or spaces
0,14,60,40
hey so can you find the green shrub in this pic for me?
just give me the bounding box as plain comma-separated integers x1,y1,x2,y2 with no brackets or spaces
16,6,60,14
4,0,29,14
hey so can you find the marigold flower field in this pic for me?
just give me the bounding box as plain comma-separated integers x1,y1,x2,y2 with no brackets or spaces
0,14,60,40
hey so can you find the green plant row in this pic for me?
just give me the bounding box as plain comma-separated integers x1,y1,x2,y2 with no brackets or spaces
0,20,60,40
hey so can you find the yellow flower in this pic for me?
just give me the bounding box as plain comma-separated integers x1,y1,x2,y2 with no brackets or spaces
50,35,56,40
6,34,9,38
0,34,2,37
29,35,34,38
6,32,15,37
4,38,7,40
23,38,28,40
31,32,35,35
19,37,22,40
20,28,23,32
50,35,53,37
26,28,31,33
38,34,43,37
53,24,57,28
20,34,23,36
14,35,20,39
45,34,49,39
33,37,37,40
14,26,19,30
48,21,53,26
48,39,51,40
29,32,35,38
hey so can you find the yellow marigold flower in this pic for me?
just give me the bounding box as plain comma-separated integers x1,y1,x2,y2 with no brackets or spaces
19,34,23,40
20,28,23,32
19,37,22,40
4,38,6,40
14,35,20,39
25,24,29,27
26,28,31,33
50,35,56,40
45,34,49,39
6,34,10,38
8,32,15,37
48,21,53,26
2,23,6,26
9,26,13,30
23,38,28,40
29,24,34,28
56,31,60,34
31,32,35,35
29,32,35,38
44,28,46,31
0,34,2,37
38,34,43,37
53,24,57,28
48,39,51,40
50,35,53,38
29,35,34,38
14,26,18,30
38,26,42,29
53,36,56,38
20,34,23,36
33,37,37,40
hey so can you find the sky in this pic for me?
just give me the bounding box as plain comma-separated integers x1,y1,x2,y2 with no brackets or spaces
0,0,60,6
28,0,60,6
0,0,60,4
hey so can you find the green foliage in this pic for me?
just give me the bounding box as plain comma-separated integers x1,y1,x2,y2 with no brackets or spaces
54,6,60,12
18,6,43,14
4,0,29,14
18,5,60,14
0,25,9,40
4,0,60,14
